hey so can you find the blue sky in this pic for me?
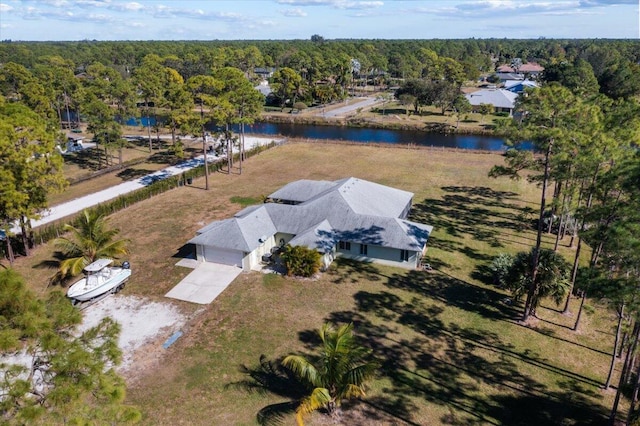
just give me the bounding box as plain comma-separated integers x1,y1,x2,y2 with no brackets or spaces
0,0,638,41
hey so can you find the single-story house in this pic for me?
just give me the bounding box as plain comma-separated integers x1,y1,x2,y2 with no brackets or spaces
465,88,518,116
188,177,433,271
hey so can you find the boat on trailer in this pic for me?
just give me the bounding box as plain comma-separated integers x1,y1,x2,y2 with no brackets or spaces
67,258,131,305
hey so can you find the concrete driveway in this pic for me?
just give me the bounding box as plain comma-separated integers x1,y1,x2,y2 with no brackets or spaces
165,262,242,304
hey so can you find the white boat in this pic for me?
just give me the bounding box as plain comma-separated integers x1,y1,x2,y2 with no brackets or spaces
67,258,131,304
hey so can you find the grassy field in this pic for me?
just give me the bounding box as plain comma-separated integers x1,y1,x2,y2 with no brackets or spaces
12,142,619,425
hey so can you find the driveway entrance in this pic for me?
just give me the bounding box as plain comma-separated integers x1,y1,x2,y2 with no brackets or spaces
165,262,242,304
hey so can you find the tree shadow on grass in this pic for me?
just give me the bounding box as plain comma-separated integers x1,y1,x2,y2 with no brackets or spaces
147,150,176,165
410,185,534,255
385,269,521,322
316,265,609,425
329,257,384,285
227,355,307,426
63,149,103,171
116,168,156,181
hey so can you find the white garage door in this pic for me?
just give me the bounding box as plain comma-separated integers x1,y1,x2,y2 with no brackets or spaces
203,246,243,267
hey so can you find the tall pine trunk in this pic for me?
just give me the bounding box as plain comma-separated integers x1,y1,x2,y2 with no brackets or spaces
5,234,15,265
610,321,640,425
573,290,586,331
19,218,29,257
606,303,625,389
145,107,153,152
523,140,553,322
202,117,209,191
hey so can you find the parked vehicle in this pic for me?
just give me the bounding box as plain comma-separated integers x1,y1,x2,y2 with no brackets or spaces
67,258,131,305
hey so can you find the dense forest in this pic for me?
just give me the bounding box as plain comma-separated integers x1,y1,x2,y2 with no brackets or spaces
2,38,640,104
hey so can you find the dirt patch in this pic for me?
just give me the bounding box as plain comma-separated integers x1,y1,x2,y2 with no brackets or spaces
78,295,196,381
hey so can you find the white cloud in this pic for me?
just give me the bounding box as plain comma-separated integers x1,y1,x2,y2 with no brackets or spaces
337,1,384,10
0,3,14,12
429,1,587,18
38,0,70,6
277,0,383,9
277,0,335,5
110,2,144,12
216,11,243,19
85,12,115,22
282,7,307,16
74,0,111,8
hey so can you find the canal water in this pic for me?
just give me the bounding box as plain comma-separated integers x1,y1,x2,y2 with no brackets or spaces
237,122,515,151
121,116,524,151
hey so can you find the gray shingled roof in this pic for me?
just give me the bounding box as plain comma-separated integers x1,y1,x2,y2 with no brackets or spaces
193,177,433,253
465,88,518,109
288,219,335,253
267,179,336,204
189,205,277,252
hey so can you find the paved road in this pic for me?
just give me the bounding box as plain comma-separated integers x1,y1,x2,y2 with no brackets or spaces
14,136,278,233
320,96,382,118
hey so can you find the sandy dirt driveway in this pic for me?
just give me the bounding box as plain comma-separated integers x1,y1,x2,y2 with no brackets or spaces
78,295,194,381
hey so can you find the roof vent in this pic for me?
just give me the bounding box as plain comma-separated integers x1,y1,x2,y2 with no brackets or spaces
258,235,268,243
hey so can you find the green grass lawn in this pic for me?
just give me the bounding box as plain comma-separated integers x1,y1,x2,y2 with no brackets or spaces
12,142,619,425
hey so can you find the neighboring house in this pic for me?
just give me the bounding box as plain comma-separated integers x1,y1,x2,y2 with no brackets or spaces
465,88,518,115
254,80,272,96
254,67,276,79
504,79,539,94
497,62,544,78
495,72,524,83
188,177,433,272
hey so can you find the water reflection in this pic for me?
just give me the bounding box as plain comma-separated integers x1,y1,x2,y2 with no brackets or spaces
234,122,516,151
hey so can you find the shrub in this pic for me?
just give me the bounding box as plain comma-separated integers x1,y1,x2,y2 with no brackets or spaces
489,253,514,288
292,101,308,112
280,245,321,277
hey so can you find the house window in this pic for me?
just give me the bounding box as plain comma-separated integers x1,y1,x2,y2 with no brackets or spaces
359,244,368,255
339,241,351,250
400,250,409,262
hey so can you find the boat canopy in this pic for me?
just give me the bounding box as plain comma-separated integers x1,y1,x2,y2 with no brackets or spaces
84,258,114,272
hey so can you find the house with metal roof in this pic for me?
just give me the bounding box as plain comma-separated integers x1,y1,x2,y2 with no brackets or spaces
464,88,519,115
189,177,433,272
504,79,539,94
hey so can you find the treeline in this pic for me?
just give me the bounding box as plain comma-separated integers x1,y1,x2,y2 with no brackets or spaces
0,35,640,113
489,82,640,424
2,38,639,75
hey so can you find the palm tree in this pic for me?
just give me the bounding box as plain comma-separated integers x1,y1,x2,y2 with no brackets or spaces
52,210,129,284
282,322,378,426
506,248,571,317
